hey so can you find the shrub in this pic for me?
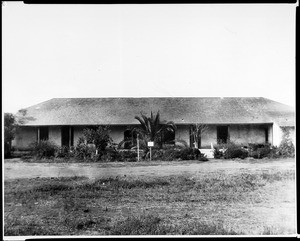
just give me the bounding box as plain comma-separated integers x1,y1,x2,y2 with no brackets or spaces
119,150,138,162
247,143,271,159
213,147,224,159
74,137,90,160
222,142,248,159
100,149,122,162
199,154,209,162
224,148,248,159
176,147,204,160
278,139,295,158
150,148,181,161
55,145,74,159
83,126,112,153
29,140,58,159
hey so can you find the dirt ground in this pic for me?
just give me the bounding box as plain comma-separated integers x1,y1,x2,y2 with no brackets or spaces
4,158,296,235
4,158,295,180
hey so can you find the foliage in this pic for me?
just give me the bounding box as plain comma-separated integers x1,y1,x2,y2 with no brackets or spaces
277,128,295,158
213,147,224,159
190,124,208,148
178,147,201,160
29,140,58,159
214,142,248,159
83,126,112,153
248,143,271,159
72,126,113,161
174,138,189,148
73,137,94,160
119,150,138,162
133,111,176,150
4,113,17,158
55,146,75,159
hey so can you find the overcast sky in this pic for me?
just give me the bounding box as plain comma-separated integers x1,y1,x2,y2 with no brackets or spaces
2,2,296,113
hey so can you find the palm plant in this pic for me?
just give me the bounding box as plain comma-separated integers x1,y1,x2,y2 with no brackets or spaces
133,111,177,149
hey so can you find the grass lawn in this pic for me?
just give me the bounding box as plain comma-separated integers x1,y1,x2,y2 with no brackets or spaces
4,160,296,236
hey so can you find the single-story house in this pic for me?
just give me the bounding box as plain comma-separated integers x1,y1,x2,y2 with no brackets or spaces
12,97,295,150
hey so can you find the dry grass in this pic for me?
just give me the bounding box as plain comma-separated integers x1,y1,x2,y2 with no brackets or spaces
4,168,295,236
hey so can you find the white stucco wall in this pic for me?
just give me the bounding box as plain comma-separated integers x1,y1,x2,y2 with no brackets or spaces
229,125,268,146
13,127,37,150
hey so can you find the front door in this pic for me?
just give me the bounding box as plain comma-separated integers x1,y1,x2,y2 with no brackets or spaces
61,126,74,147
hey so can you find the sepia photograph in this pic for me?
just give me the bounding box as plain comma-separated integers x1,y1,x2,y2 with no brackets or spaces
2,1,296,238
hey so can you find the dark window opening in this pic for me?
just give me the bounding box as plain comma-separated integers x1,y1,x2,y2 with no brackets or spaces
39,127,49,141
61,126,74,147
124,130,132,149
217,126,229,144
162,129,175,145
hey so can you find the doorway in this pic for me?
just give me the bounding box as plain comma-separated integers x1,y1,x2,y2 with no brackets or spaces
61,126,74,147
217,126,229,144
124,130,132,149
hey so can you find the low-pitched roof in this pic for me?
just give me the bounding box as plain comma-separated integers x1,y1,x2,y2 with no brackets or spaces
16,97,295,126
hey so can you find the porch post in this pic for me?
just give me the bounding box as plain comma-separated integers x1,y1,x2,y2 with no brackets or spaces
69,126,72,147
37,127,40,143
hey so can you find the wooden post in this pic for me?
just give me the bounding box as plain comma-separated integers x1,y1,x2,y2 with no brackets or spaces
150,147,152,162
37,127,40,143
137,134,140,162
69,126,72,147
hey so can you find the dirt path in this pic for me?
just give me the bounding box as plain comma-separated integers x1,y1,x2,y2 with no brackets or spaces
4,158,295,180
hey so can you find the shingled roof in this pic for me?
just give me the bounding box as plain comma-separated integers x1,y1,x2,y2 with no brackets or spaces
16,97,295,126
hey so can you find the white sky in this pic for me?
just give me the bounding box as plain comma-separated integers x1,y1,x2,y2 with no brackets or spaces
2,2,296,113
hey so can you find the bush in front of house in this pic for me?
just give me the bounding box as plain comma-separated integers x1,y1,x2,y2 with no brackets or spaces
178,147,201,160
213,142,248,159
100,148,123,162
73,137,94,160
149,147,209,161
29,140,59,159
83,126,112,153
247,143,271,159
278,138,295,158
213,147,224,159
224,147,248,159
55,145,75,159
120,149,138,162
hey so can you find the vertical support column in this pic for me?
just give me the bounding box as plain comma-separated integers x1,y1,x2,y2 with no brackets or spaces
269,124,273,146
37,127,40,143
69,126,72,147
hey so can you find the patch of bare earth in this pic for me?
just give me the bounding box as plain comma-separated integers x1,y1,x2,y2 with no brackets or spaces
4,158,296,236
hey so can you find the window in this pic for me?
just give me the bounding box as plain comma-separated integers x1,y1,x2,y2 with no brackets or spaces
162,129,175,145
217,126,229,144
39,126,49,141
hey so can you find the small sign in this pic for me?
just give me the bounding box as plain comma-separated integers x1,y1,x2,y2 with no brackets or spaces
147,141,154,147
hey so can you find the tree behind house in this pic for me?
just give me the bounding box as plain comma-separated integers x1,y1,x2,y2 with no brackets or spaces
4,113,17,158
